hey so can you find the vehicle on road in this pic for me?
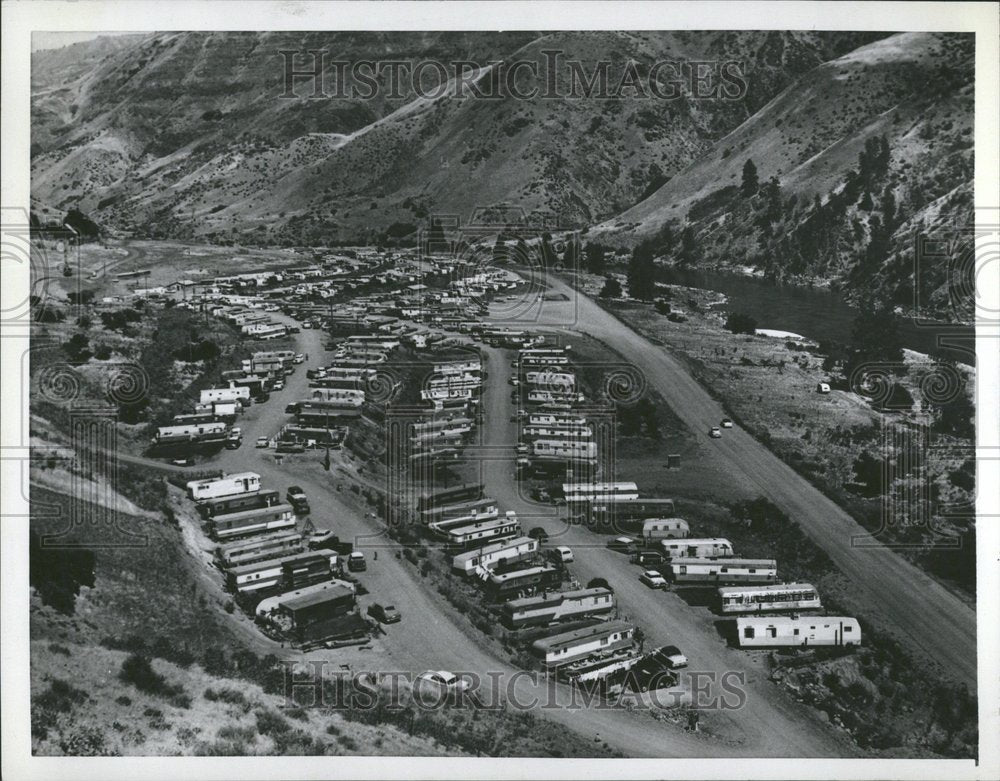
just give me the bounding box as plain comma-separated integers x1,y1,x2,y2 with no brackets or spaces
651,644,688,669
256,436,269,448
272,379,285,390
720,418,733,428
256,391,271,403
527,526,549,543
293,354,305,364
347,551,367,572
631,550,665,566
709,426,722,438
367,603,401,624
607,536,638,553
415,670,470,694
553,545,574,563
170,458,193,467
286,485,310,514
308,529,335,547
640,570,668,589
302,322,312,329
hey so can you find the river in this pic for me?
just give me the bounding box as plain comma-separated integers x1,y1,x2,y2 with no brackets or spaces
662,268,976,365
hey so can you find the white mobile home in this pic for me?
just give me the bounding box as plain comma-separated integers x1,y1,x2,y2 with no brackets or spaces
736,616,860,648
719,583,822,615
186,472,260,501
155,421,227,442
531,439,597,459
669,557,777,585
200,385,251,405
531,621,635,667
660,538,734,560
642,518,690,542
216,531,304,568
502,587,616,629
439,516,521,550
451,536,539,575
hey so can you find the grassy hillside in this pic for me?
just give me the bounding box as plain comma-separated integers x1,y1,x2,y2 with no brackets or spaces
28,485,623,757
31,31,885,244
594,32,973,319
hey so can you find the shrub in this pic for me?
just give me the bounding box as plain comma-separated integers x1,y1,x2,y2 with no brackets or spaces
725,312,758,335
255,708,291,736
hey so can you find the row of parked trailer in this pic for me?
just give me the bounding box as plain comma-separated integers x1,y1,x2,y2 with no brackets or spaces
183,471,370,647
586,484,862,649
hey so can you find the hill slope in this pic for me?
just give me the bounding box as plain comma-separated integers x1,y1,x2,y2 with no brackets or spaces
31,31,886,243
592,32,974,317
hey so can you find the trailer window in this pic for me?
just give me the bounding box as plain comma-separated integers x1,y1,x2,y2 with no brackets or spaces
844,626,853,632
743,627,754,638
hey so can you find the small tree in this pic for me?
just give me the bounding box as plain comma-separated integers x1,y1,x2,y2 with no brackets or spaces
600,276,622,298
725,312,758,335
741,159,759,197
584,242,606,274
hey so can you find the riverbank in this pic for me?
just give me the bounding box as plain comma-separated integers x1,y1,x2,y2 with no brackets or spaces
571,270,976,604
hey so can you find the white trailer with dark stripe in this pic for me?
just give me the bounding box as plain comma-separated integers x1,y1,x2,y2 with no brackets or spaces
660,538,734,560
719,583,822,614
669,557,777,584
736,616,860,647
186,472,260,501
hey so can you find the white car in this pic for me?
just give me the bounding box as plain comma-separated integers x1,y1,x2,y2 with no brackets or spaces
272,380,285,390
720,418,733,428
255,436,269,448
554,545,573,563
415,670,470,694
293,354,305,364
640,570,668,589
709,426,722,438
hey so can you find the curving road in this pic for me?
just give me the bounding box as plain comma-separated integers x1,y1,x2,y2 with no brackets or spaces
196,317,851,756
492,274,976,689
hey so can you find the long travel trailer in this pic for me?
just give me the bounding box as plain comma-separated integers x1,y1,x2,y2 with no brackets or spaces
669,557,778,585
438,516,521,551
530,439,598,459
528,413,588,428
718,583,823,614
531,621,635,667
417,482,484,512
226,550,337,594
199,385,251,405
563,481,639,505
452,536,539,575
421,497,499,527
254,578,357,618
155,421,228,443
216,531,304,568
588,497,677,526
736,616,861,648
486,564,561,600
660,538,735,560
210,503,296,541
642,518,690,542
186,472,260,501
198,489,282,519
502,587,616,629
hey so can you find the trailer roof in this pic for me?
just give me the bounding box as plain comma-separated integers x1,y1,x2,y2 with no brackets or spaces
718,583,816,595
672,557,777,567
281,584,354,611
532,621,634,651
505,586,612,610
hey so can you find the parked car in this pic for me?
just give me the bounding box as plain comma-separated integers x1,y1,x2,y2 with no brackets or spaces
347,551,367,572
607,536,638,553
553,545,574,563
308,529,335,547
367,603,401,624
256,391,271,403
527,526,549,543
640,570,668,589
415,670,470,694
631,550,665,566
293,354,305,364
720,418,733,428
272,380,285,391
709,426,722,438
649,644,688,669
170,458,193,467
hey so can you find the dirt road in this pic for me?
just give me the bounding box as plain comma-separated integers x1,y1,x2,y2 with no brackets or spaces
496,275,976,689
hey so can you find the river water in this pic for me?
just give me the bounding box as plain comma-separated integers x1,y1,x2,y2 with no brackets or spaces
663,268,976,366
